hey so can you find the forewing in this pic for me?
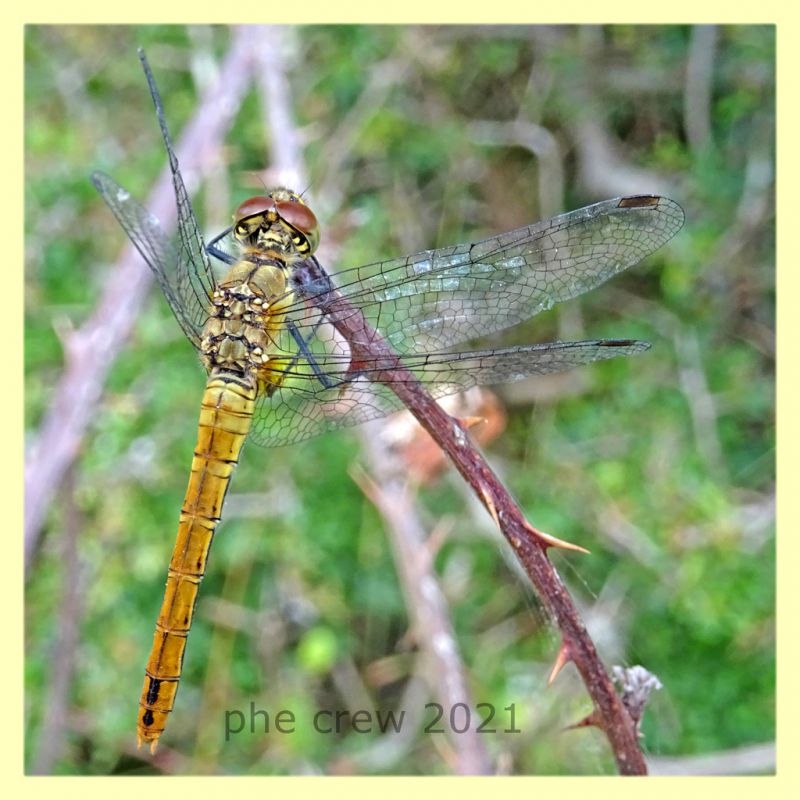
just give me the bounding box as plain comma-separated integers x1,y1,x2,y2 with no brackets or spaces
91,171,215,348
289,195,683,353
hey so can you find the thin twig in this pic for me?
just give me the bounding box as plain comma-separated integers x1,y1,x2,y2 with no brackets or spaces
30,467,85,774
673,326,726,480
467,119,565,219
572,117,677,201
252,25,307,192
684,26,718,155
648,741,775,776
351,457,493,775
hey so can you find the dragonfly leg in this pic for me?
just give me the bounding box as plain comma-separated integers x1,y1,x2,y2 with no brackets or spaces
206,226,236,265
285,318,340,390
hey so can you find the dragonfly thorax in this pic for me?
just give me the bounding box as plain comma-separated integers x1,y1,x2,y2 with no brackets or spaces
200,263,294,386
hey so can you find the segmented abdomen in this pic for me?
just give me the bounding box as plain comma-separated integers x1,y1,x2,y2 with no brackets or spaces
137,374,257,752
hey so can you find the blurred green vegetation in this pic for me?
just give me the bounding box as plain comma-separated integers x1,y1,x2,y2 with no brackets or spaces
25,25,774,775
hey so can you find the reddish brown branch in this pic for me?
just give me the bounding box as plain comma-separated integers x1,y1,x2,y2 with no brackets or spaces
260,25,647,774
303,274,647,775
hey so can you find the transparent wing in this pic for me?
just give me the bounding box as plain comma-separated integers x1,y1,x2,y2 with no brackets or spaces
93,52,221,348
92,171,216,349
287,195,684,353
248,334,649,447
244,194,682,446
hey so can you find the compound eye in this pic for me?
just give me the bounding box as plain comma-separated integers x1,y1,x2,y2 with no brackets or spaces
274,200,318,235
234,196,273,224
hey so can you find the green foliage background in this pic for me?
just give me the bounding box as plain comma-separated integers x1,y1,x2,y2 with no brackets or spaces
25,25,774,775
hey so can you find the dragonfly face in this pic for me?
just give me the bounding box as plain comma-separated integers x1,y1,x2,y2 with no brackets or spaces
232,189,320,257
91,50,684,753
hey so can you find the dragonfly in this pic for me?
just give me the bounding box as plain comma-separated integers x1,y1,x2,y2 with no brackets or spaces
92,51,684,753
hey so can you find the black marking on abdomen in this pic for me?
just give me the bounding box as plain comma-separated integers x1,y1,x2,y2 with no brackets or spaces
145,677,162,705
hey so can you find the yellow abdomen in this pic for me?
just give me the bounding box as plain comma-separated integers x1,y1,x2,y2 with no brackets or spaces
137,374,257,752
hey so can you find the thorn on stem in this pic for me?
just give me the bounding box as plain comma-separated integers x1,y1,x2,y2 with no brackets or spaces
564,708,604,732
548,640,572,685
478,483,501,528
458,415,486,431
523,521,590,554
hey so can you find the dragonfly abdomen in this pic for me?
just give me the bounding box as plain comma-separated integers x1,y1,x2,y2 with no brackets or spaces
137,373,257,752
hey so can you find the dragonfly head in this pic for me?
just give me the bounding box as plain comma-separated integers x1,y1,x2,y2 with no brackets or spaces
233,188,320,257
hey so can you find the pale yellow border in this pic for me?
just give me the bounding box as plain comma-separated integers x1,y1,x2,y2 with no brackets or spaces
11,2,792,797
